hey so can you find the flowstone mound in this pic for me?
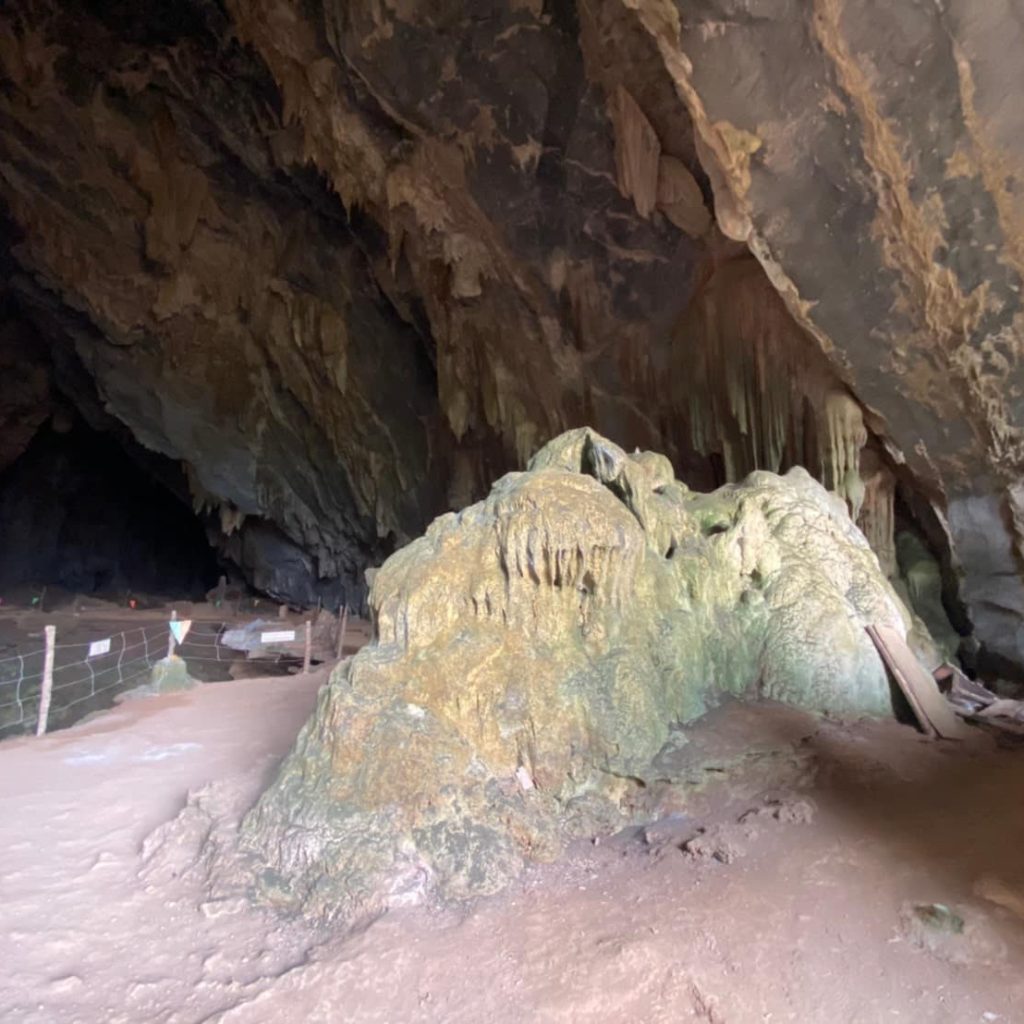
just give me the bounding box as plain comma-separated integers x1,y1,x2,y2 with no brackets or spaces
238,429,910,923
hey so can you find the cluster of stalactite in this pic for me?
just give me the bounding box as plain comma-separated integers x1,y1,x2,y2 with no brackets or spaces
673,253,899,582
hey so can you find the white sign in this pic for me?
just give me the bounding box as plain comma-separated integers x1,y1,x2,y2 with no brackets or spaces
88,638,111,658
260,630,296,644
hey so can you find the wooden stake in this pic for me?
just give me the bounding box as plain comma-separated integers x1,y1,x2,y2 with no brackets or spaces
36,624,56,737
303,620,312,674
335,605,349,660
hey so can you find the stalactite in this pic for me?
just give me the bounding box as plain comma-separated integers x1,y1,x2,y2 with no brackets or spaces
674,256,828,481
219,503,246,536
857,447,896,577
672,255,908,575
656,155,710,237
185,462,245,536
821,389,868,518
610,85,661,218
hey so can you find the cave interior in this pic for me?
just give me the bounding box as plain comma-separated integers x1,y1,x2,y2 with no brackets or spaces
0,249,964,652
0,0,1018,672
4,1,1024,1020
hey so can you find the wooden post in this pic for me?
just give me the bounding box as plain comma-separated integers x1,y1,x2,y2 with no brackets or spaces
278,603,288,620
303,620,312,674
36,624,56,737
335,605,349,660
166,609,177,659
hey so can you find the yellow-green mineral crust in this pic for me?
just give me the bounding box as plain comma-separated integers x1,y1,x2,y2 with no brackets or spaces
240,429,910,923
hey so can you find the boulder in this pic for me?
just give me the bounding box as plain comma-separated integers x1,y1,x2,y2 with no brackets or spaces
239,429,909,924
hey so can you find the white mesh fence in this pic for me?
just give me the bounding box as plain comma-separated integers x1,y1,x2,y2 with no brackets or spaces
0,621,303,738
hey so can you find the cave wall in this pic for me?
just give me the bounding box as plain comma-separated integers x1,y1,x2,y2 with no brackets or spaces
0,0,716,608
0,0,450,607
0,0,1021,666
655,0,1024,670
0,308,52,473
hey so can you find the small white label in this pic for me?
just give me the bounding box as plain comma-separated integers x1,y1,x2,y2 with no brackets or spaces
88,638,111,657
259,630,296,643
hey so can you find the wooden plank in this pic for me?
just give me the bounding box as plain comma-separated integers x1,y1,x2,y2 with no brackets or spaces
866,624,973,740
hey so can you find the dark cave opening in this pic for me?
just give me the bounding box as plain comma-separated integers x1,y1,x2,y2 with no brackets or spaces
0,414,221,604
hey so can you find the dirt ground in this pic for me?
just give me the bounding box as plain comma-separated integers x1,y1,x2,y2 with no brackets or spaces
2,671,1024,1024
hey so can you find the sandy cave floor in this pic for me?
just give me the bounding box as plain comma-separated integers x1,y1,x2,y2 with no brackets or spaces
2,672,1024,1023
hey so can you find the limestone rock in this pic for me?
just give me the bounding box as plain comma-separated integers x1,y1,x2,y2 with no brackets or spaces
239,429,908,924
661,0,1024,670
147,655,196,694
1,0,1021,671
657,155,711,237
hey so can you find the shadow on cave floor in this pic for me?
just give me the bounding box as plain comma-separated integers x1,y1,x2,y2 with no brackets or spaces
179,694,1024,1021
589,698,1024,968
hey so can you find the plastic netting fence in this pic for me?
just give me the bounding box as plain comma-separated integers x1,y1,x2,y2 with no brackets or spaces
0,621,303,738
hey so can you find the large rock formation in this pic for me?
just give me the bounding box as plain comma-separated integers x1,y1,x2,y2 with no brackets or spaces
238,429,908,924
665,0,1024,675
0,0,1021,668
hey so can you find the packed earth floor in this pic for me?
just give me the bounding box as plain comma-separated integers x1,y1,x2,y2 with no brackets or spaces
2,671,1024,1023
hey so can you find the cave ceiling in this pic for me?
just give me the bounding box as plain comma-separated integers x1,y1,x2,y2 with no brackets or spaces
0,0,1022,667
